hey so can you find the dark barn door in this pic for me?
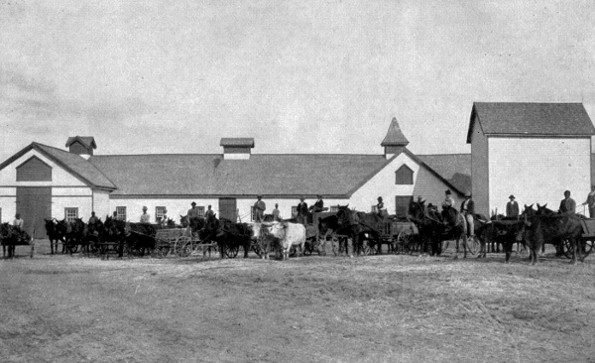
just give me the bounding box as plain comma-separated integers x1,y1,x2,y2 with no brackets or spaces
218,198,237,222
16,187,51,239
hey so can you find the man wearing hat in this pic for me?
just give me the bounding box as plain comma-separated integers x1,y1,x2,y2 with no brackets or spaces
254,196,265,222
188,202,200,218
506,195,519,218
442,190,455,210
310,194,325,213
140,206,151,224
376,197,387,217
460,192,474,237
296,197,308,225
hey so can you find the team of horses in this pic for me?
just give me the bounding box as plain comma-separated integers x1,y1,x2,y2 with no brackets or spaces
1,200,589,265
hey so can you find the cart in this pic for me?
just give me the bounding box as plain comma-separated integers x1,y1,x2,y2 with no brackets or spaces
562,218,595,259
376,219,420,254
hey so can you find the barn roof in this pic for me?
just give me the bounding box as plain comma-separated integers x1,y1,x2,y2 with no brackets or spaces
86,149,466,198
0,143,116,190
417,154,471,194
467,102,595,143
87,154,390,197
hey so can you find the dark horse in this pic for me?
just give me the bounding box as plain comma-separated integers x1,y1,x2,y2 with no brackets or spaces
523,204,584,265
1,223,32,258
204,214,252,259
44,218,68,254
335,205,382,256
103,217,127,257
408,200,468,258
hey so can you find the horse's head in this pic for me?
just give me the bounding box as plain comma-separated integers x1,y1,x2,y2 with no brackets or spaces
180,215,189,227
336,205,353,226
408,199,426,220
536,203,554,216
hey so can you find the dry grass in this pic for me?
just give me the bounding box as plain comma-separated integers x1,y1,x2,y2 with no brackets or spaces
0,241,594,362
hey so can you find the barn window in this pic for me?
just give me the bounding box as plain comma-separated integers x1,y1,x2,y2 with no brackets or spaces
155,206,167,223
395,196,413,217
329,206,339,213
16,156,52,181
64,207,79,222
291,206,297,218
116,206,127,221
197,206,205,218
395,165,414,185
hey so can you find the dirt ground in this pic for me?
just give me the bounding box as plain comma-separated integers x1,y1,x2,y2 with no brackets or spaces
1,240,594,363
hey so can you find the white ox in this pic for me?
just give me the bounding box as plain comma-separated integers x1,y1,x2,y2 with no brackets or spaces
247,222,281,260
264,222,306,260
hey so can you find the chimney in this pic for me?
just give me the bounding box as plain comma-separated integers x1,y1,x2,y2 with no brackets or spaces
220,138,254,160
380,117,409,159
65,136,96,159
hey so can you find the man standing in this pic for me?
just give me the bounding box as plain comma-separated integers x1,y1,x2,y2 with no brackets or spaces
582,185,595,217
205,205,215,219
460,192,475,237
254,196,265,222
88,211,99,225
558,190,576,215
506,195,519,218
376,197,387,217
188,202,199,218
272,203,281,221
296,197,308,225
140,206,151,223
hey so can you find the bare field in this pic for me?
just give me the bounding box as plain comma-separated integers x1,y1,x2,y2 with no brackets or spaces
1,241,595,363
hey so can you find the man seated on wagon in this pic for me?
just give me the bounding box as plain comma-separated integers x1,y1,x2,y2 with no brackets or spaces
559,190,576,215
309,195,325,213
88,211,99,225
188,202,200,218
205,205,214,219
296,197,308,225
12,213,24,231
376,197,388,218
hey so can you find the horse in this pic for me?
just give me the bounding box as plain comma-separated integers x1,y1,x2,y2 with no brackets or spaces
0,223,33,258
523,204,584,264
44,218,68,254
64,218,86,254
335,205,382,256
126,223,157,257
408,200,468,258
213,217,253,259
103,217,127,257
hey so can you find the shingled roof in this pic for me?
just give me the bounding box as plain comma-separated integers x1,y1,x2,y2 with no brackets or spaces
381,117,409,146
467,102,595,143
417,154,471,194
0,143,116,190
88,154,391,197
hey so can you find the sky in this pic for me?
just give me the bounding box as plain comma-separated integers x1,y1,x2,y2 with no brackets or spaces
1,0,594,162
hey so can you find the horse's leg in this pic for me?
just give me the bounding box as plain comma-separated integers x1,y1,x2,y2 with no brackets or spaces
504,240,512,263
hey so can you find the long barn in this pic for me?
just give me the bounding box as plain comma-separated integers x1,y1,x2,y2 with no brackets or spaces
0,118,468,238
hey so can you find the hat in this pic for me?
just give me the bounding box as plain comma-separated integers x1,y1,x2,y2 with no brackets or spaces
257,195,262,199
142,206,147,210
191,202,196,206
445,190,451,195
300,196,305,200
317,194,322,198
509,195,515,199
377,196,383,201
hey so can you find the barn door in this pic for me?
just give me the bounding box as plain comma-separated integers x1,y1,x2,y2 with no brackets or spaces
16,187,51,239
395,195,413,218
218,198,237,222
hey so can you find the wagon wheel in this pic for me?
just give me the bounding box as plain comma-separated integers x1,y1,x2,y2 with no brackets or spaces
251,241,262,258
396,231,414,254
176,237,193,257
584,239,594,257
465,235,480,255
224,244,239,258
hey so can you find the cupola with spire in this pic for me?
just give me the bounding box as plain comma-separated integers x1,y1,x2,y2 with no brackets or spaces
381,117,409,159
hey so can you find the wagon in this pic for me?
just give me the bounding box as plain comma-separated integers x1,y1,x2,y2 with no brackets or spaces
375,219,420,254
154,228,217,258
561,217,595,259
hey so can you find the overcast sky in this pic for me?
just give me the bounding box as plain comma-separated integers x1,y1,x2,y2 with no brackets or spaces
1,0,594,162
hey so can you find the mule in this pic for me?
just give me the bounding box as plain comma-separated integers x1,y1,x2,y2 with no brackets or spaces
335,205,382,256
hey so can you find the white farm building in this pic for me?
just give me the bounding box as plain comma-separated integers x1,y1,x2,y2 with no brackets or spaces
467,102,595,216
0,118,469,238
